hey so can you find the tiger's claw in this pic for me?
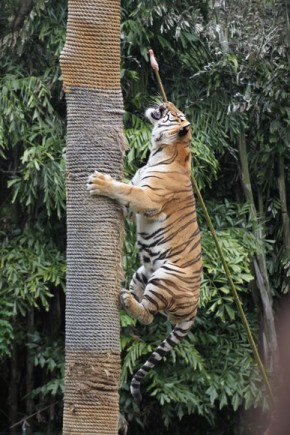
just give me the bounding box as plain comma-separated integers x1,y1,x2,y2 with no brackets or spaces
86,171,113,196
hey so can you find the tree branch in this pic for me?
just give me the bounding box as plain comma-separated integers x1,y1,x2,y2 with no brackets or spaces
12,0,34,31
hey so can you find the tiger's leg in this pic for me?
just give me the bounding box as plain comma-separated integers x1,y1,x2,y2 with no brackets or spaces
129,266,149,302
121,266,151,323
121,265,170,325
87,171,160,214
123,202,135,220
120,289,154,325
121,181,135,220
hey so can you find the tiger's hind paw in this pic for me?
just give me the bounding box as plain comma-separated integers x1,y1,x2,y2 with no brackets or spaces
120,289,153,325
120,288,133,311
120,289,140,316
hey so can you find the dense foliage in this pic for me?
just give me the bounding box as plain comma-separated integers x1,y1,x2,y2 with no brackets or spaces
0,1,66,433
0,0,289,434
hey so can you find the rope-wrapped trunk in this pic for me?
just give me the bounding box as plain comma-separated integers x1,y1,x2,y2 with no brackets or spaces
60,1,124,433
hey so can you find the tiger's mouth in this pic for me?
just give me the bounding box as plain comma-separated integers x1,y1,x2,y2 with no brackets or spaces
151,108,163,120
146,105,166,123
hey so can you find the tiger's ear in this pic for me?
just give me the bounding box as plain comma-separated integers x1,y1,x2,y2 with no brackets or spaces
178,123,191,137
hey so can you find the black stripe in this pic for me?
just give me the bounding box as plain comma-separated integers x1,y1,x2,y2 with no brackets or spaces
167,337,176,347
143,294,159,309
151,147,163,157
173,330,184,339
140,174,163,180
135,272,143,283
137,237,163,249
162,265,185,274
180,252,202,268
134,373,145,381
147,356,160,365
156,348,167,357
140,184,163,191
149,150,178,167
149,290,168,305
138,226,166,240
175,327,190,334
137,242,158,257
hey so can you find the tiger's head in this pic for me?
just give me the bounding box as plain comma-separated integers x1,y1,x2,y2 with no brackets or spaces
146,102,192,147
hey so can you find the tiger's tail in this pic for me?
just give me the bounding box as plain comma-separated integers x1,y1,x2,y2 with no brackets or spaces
130,319,194,402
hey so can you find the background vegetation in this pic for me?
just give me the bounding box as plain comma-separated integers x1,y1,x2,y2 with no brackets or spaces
0,0,289,433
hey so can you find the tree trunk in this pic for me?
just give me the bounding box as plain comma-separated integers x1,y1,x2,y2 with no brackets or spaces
238,131,278,371
277,155,290,255
277,154,290,294
25,309,34,435
9,322,18,435
212,0,229,54
60,1,124,434
12,0,34,31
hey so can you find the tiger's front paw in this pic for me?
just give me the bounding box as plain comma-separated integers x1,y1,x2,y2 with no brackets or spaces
86,171,114,196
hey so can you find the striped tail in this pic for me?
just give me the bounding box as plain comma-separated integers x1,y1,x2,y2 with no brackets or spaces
130,319,194,402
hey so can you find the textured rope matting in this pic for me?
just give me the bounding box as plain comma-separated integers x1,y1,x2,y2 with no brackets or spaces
60,0,121,91
62,89,124,434
60,0,124,433
65,90,124,353
63,351,120,434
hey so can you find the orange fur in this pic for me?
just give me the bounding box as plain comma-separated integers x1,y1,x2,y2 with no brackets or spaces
87,102,202,401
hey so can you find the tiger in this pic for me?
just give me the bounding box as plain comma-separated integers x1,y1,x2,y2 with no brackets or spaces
87,101,202,402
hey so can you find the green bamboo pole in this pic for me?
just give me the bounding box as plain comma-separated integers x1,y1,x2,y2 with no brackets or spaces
149,49,274,405
191,176,274,404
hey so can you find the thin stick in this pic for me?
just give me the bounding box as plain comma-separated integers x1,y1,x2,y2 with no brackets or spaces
149,49,274,405
191,176,274,405
149,49,168,102
10,401,61,429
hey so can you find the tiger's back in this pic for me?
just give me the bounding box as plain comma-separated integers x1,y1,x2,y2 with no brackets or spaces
132,133,202,324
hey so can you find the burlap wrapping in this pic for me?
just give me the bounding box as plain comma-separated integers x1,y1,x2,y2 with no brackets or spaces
60,1,124,433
